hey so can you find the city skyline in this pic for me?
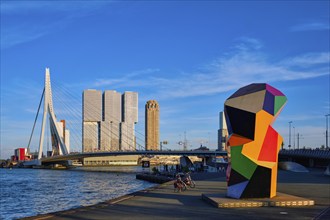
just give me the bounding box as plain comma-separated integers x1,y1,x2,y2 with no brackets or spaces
1,1,329,159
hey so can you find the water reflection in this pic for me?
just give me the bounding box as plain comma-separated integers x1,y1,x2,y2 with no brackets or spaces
0,168,156,220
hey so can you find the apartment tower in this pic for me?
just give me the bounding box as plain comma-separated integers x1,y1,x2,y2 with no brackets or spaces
145,100,159,150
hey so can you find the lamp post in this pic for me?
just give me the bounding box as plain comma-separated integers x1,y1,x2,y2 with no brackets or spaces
326,114,330,149
288,121,292,149
293,126,295,150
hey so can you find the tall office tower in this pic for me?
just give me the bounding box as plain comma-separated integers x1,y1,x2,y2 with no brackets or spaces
145,100,159,150
103,90,121,150
82,90,102,152
217,111,228,151
121,92,138,150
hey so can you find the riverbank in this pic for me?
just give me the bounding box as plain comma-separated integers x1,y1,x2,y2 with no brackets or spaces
20,169,330,220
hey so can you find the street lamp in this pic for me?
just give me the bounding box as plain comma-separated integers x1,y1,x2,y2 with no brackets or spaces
326,114,330,149
293,126,295,150
288,121,293,149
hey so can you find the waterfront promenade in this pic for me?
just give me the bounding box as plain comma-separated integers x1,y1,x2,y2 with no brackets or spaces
22,169,329,220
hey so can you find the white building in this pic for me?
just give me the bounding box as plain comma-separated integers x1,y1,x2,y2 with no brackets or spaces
55,120,70,155
218,111,228,151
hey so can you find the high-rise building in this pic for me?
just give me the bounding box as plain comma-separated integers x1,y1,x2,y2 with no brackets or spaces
103,90,122,122
82,90,102,152
82,89,138,152
145,100,159,150
83,90,102,122
109,122,120,151
83,122,99,152
121,92,138,150
218,111,228,151
103,90,121,150
100,121,110,151
57,120,70,154
122,92,138,123
120,122,135,151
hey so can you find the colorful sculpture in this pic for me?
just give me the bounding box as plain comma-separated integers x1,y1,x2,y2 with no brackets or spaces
224,83,287,199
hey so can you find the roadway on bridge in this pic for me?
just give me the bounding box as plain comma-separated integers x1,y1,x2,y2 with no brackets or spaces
40,150,227,163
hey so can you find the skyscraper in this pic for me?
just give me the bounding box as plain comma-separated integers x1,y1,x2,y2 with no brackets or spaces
103,90,121,151
103,90,122,122
82,90,102,152
121,92,138,151
83,90,102,122
145,100,159,150
82,89,138,152
122,92,138,123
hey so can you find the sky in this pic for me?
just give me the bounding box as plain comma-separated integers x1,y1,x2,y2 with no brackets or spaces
0,0,329,159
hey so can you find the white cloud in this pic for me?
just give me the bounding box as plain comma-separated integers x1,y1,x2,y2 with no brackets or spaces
290,22,330,32
280,52,330,67
87,38,329,100
93,68,160,87
85,38,330,99
233,37,263,50
1,1,113,49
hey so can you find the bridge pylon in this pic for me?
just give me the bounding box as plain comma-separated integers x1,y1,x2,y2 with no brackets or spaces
37,68,69,160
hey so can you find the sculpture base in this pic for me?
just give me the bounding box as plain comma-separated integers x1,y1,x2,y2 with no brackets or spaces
202,192,314,208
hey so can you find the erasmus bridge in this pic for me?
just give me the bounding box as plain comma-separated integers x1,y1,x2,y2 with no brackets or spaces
23,68,226,167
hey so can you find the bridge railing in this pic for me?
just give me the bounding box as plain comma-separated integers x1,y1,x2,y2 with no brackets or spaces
279,149,330,159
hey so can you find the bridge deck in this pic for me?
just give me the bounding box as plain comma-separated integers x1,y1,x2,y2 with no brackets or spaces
40,150,227,163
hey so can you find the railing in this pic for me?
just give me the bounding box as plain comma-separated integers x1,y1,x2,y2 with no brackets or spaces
279,149,330,160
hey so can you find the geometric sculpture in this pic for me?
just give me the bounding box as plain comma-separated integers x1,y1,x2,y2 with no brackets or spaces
224,83,287,199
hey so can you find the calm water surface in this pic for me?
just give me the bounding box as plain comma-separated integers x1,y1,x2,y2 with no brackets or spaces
0,167,156,220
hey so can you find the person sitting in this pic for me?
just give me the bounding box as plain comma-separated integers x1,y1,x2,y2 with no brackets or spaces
174,174,184,192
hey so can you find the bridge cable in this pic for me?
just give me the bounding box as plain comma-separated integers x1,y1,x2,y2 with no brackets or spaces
27,87,45,151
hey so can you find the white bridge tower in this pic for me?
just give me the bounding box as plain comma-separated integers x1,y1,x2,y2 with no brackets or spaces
38,68,69,159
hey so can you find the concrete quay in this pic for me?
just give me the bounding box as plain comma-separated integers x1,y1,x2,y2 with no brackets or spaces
22,169,329,220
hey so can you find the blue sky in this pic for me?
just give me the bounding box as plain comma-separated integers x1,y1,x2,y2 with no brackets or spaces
1,0,329,159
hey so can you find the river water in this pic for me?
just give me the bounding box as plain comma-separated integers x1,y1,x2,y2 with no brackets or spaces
0,167,156,220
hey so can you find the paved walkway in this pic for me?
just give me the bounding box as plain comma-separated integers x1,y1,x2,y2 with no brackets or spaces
23,169,329,220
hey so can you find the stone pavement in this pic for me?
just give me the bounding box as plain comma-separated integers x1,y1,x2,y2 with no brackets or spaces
22,169,330,220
